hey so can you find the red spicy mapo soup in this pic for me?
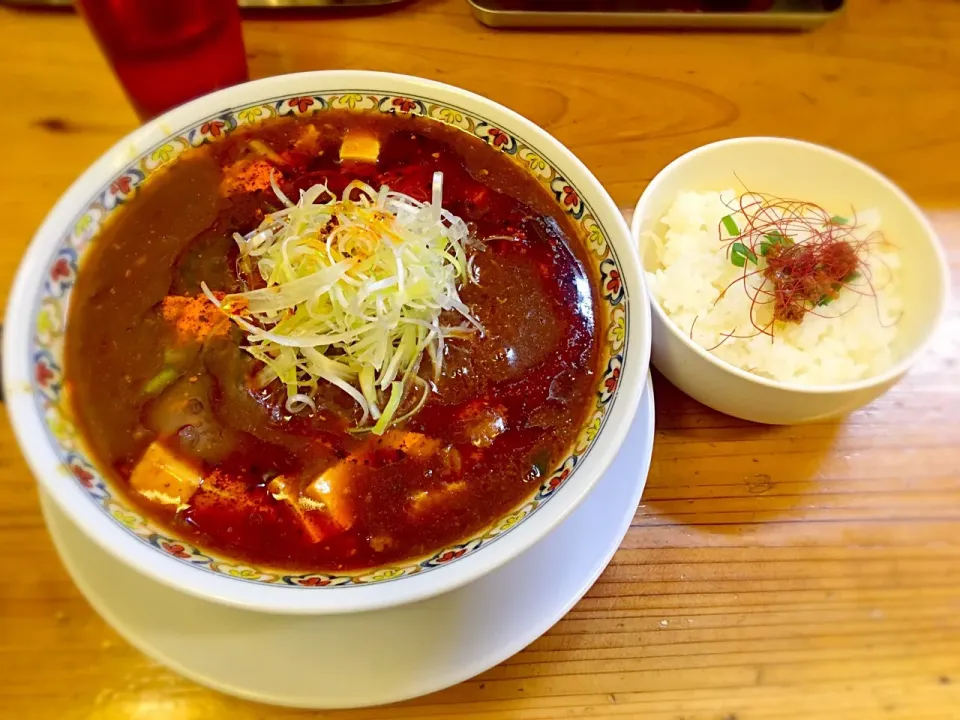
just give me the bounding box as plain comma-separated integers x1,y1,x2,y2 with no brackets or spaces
65,110,601,572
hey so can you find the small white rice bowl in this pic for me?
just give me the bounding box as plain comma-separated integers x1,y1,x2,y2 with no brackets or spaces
645,190,903,386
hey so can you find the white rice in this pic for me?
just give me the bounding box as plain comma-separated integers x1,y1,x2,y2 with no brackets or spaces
645,190,903,386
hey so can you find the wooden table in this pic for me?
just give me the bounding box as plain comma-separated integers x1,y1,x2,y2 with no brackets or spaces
2,1,959,717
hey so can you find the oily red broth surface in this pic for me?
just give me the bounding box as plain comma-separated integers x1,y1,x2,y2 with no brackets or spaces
66,110,601,572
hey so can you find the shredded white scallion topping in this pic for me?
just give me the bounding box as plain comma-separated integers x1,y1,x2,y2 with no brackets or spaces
202,171,479,433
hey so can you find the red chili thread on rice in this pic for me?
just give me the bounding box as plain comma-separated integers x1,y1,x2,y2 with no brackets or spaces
692,190,891,351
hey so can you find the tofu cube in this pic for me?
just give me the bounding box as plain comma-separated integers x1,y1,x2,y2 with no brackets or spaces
409,481,467,515
339,130,380,163
380,431,441,459
303,460,356,532
129,442,202,511
268,461,356,544
268,475,329,544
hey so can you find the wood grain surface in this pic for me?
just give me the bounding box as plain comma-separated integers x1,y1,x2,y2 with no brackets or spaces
1,1,959,718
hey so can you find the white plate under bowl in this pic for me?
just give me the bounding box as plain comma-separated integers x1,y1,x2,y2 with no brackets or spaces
40,377,655,709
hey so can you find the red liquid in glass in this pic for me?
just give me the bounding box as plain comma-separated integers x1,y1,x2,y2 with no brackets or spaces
77,0,249,119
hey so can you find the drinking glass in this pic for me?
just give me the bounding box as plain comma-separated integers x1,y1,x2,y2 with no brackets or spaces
76,0,249,120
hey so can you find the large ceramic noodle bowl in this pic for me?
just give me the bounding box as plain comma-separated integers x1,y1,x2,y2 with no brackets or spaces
4,72,650,613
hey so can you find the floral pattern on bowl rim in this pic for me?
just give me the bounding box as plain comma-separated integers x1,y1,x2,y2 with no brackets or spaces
29,90,630,588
